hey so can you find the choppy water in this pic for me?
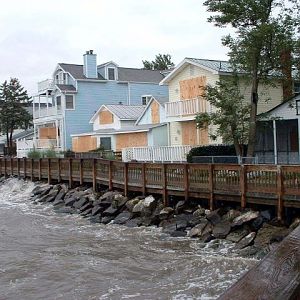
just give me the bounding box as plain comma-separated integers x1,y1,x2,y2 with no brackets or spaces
0,178,257,300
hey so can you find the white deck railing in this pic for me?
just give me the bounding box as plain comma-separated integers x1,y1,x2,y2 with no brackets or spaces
165,97,207,118
38,79,54,92
122,145,192,162
34,107,62,118
36,139,57,149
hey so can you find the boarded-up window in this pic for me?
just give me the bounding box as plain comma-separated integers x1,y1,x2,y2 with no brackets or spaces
179,76,206,100
72,136,97,152
151,100,160,124
116,132,147,151
99,110,114,124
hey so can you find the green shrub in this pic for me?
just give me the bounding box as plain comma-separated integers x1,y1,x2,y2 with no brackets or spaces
27,149,42,159
62,149,75,158
42,149,57,158
89,146,105,153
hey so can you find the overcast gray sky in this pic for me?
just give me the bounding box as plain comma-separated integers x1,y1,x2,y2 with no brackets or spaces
0,0,231,96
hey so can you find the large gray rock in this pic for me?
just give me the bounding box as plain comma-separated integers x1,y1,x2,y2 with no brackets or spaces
100,216,114,224
159,207,174,220
212,221,231,239
188,220,209,238
31,185,52,196
91,205,103,216
231,211,259,227
236,232,256,249
113,211,132,225
73,196,89,209
64,196,77,207
79,202,93,213
193,207,206,218
226,227,250,243
206,210,222,225
124,217,142,227
132,200,145,214
175,200,186,214
102,205,119,216
99,191,119,201
54,189,66,203
222,209,241,222
143,195,157,210
112,195,128,209
125,198,141,212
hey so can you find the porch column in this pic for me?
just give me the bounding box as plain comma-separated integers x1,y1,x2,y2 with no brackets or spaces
38,95,41,117
55,120,59,148
273,119,278,164
46,90,49,115
167,123,170,146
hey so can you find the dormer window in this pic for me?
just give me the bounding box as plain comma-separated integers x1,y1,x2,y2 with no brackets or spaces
141,95,152,105
108,68,116,80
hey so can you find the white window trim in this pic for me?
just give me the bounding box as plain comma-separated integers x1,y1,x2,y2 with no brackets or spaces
65,94,75,110
141,95,152,105
106,66,118,81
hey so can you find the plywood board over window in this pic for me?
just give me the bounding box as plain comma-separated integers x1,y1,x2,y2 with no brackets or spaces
179,76,207,100
99,110,114,125
151,100,160,124
72,136,97,152
181,121,208,146
116,132,147,151
39,127,57,139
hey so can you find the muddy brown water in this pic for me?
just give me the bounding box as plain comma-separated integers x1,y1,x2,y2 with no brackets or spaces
0,178,257,300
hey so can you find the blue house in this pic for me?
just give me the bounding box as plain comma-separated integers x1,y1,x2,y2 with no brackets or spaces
28,50,168,155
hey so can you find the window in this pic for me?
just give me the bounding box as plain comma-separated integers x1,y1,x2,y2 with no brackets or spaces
141,95,152,105
100,137,111,150
63,73,67,83
56,96,61,107
65,95,74,110
108,68,115,80
294,82,300,94
296,100,300,115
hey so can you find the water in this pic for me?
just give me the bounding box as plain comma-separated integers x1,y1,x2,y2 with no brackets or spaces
0,178,257,300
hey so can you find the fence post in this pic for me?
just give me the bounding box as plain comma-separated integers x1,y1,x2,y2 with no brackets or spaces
92,159,97,192
31,159,34,180
10,157,13,175
184,163,189,201
0,158,2,176
142,163,146,196
69,158,73,188
23,157,26,179
209,164,214,210
277,165,284,221
124,162,128,197
162,164,168,206
79,158,83,185
240,165,246,209
39,158,42,181
108,160,113,190
47,158,51,184
58,158,61,182
17,158,20,178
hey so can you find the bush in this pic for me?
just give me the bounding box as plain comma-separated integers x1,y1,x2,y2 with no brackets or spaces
89,146,105,153
27,149,42,159
42,149,57,158
63,149,75,158
186,144,247,162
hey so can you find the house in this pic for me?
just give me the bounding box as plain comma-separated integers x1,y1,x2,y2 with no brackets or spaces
159,57,295,148
19,50,168,157
71,96,168,155
256,93,300,164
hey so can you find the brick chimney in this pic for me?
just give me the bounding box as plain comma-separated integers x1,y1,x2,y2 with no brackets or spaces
83,50,97,78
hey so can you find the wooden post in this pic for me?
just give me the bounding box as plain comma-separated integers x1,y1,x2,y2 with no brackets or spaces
183,163,189,201
0,158,2,176
57,158,61,182
108,160,113,190
31,159,34,181
124,162,128,197
240,165,246,209
209,164,214,210
38,158,42,181
277,165,284,221
69,158,73,188
10,157,13,175
17,158,20,178
47,158,51,184
162,164,168,206
23,157,26,179
4,158,7,178
142,163,146,196
79,159,83,185
92,159,97,192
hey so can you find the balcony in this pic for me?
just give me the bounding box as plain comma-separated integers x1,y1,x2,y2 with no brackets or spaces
165,97,207,119
34,106,62,119
36,139,58,149
16,139,60,157
38,79,54,93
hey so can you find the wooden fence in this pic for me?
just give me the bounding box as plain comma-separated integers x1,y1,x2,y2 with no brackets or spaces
1,157,300,220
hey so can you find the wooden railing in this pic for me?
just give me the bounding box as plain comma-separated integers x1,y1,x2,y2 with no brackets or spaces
1,158,300,220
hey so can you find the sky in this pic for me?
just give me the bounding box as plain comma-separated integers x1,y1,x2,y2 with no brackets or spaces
0,0,232,96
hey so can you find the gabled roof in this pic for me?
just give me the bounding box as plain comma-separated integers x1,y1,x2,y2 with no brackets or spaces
89,104,145,123
135,96,167,125
97,61,119,68
56,84,77,92
59,63,106,80
160,57,232,85
118,67,165,83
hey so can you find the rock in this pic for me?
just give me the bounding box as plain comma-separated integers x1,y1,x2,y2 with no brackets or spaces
132,200,145,214
54,189,66,203
100,216,114,224
89,216,101,223
45,190,60,202
124,217,142,227
99,191,119,201
31,185,52,196
80,208,92,217
125,198,140,212
91,205,103,216
193,207,206,218
289,218,300,230
64,196,77,207
236,232,256,249
79,202,93,213
237,245,260,257
254,223,289,249
112,194,128,209
159,207,174,220
206,210,222,225
37,194,51,203
260,210,272,221
53,198,64,206
189,216,204,227
102,205,119,216
222,209,241,222
73,196,89,209
226,227,250,243
250,215,264,231
55,206,76,214
175,200,185,214
188,220,209,238
170,230,187,237
201,232,214,243
113,211,132,225
231,211,259,227
143,195,157,210
212,221,231,239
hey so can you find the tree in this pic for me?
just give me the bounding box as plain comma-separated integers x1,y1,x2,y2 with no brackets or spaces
142,54,175,70
203,0,300,156
195,77,250,156
0,78,32,155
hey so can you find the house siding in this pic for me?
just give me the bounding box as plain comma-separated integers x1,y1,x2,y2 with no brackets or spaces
152,125,168,146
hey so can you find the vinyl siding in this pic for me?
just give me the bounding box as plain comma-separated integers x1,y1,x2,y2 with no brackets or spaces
83,54,97,78
138,100,166,125
152,125,168,146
